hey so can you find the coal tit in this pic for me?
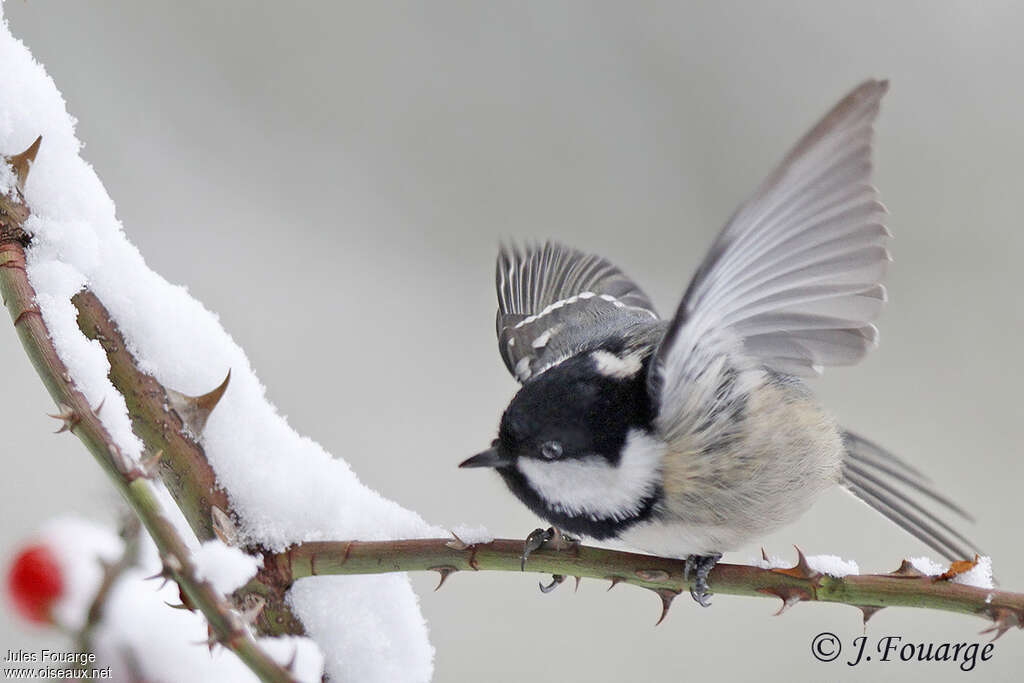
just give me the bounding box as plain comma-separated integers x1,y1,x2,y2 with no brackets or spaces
460,80,977,605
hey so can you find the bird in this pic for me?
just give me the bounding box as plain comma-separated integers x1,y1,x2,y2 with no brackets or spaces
459,80,978,606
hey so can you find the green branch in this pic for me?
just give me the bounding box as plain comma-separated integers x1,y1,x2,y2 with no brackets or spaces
270,538,1024,634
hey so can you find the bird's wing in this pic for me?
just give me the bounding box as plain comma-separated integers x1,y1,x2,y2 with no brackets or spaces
649,80,890,426
496,241,658,382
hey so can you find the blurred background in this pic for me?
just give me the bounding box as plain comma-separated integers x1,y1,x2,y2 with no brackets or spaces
1,2,1022,681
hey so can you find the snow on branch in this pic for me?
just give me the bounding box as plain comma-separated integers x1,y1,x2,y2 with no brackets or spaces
0,7,439,680
1,6,1021,683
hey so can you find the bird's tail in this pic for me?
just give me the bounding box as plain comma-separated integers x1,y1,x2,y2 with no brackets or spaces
839,430,980,561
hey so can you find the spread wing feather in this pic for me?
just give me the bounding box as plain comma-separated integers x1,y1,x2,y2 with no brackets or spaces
650,80,891,428
495,241,658,382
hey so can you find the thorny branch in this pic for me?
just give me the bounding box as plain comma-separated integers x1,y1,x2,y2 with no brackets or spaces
0,138,298,683
270,538,1024,636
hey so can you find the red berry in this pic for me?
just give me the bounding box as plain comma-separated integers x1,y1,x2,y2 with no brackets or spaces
7,544,63,624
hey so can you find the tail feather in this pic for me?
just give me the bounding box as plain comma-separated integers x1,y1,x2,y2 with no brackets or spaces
840,430,980,561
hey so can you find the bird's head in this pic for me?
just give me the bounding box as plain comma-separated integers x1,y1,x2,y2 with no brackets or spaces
460,349,664,537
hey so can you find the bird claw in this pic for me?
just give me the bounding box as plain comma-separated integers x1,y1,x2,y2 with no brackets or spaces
684,553,721,607
538,574,565,593
689,586,713,608
520,526,577,570
548,526,578,551
521,528,552,570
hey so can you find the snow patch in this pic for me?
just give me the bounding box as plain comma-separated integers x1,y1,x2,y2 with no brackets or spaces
32,517,325,682
750,554,789,570
908,556,946,576
38,517,124,631
288,576,434,683
954,556,994,589
908,555,994,589
805,554,859,577
449,524,494,545
192,541,262,595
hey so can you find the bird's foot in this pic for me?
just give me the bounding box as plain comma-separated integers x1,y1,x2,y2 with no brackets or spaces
548,526,578,551
520,526,578,570
684,553,722,607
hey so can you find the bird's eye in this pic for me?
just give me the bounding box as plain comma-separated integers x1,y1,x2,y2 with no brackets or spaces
540,441,563,460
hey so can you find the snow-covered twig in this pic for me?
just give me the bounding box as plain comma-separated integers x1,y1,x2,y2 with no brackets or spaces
74,288,231,541
70,288,302,636
272,538,1024,635
0,163,298,683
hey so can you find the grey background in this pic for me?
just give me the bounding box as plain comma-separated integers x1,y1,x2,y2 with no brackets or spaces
2,2,1022,681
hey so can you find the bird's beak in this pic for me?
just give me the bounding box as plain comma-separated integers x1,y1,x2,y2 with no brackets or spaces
459,443,513,469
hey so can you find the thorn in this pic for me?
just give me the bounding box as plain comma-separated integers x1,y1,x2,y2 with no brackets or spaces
980,607,1022,642
771,545,821,580
428,565,458,591
606,576,624,591
857,604,884,628
92,397,106,415
539,574,564,594
196,625,219,653
793,545,816,577
889,559,927,578
573,576,581,592
140,449,164,478
194,370,232,415
211,505,238,546
178,586,196,613
165,370,231,436
238,595,266,626
979,620,1012,642
773,593,802,616
47,403,79,433
445,531,469,550
108,444,139,478
7,136,42,189
164,601,193,610
143,560,174,587
655,588,680,625
757,586,813,615
635,568,670,583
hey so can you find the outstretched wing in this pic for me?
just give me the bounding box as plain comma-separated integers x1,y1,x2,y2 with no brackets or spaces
650,80,890,425
496,241,658,382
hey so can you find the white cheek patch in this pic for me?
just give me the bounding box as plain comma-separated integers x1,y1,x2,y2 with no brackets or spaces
591,350,643,379
517,429,664,521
